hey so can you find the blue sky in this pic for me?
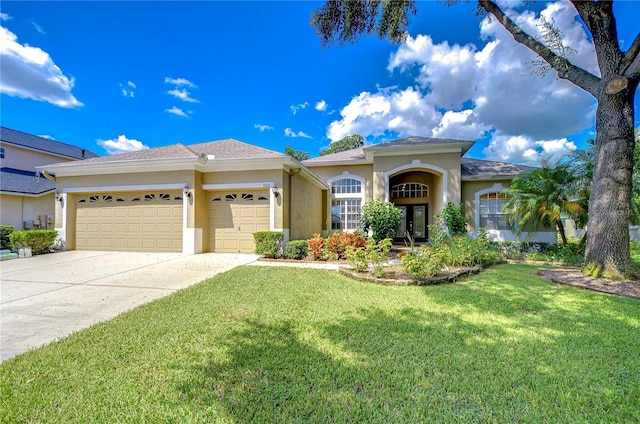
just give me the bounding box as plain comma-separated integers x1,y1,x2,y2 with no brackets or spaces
1,1,638,164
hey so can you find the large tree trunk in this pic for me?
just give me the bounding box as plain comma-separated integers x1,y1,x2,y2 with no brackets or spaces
584,90,636,279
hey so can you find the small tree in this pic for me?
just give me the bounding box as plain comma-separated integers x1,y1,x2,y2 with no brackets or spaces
441,202,467,236
360,200,402,243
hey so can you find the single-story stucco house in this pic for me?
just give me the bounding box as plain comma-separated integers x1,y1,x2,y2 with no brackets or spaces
36,136,554,254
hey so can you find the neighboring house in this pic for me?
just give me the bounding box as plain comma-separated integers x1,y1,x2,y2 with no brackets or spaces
0,127,98,231
36,136,554,255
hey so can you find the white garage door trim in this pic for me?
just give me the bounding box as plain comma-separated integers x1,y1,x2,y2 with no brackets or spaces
203,182,280,233
60,183,194,254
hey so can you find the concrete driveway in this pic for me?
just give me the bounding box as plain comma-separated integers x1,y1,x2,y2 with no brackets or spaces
0,251,258,362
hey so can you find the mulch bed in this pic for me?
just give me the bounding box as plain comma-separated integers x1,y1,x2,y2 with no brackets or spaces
538,269,640,300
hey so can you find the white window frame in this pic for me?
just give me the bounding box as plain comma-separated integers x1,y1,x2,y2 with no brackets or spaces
327,172,365,232
474,183,556,243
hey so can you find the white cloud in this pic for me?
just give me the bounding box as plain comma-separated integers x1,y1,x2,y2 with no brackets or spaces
327,87,440,142
328,1,598,163
482,132,576,165
38,134,54,140
1,13,12,21
315,100,327,111
284,128,312,139
32,21,46,34
164,77,196,87
97,135,149,155
254,123,274,132
0,26,83,108
120,81,135,98
165,106,188,117
167,88,199,103
290,102,309,115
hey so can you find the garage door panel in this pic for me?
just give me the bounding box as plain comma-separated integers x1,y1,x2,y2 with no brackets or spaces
208,190,269,253
76,191,182,252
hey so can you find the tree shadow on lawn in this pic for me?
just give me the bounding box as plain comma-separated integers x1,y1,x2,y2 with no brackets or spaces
176,300,639,422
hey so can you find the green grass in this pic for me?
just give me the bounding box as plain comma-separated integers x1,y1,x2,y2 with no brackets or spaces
1,265,639,423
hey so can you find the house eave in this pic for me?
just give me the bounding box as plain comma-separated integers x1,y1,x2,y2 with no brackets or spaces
0,189,55,198
302,159,372,168
462,174,517,182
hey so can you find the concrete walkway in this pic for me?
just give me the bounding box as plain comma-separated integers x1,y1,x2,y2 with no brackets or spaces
0,251,259,361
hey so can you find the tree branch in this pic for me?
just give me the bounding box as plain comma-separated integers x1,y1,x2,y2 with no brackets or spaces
622,32,640,80
479,0,600,97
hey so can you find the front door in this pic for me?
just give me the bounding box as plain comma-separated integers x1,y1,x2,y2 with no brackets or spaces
395,204,428,243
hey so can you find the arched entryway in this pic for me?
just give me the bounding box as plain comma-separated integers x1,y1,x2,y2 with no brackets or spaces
386,164,445,243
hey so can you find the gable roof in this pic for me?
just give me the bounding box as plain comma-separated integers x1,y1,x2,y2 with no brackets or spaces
188,138,285,159
0,168,55,196
0,126,98,160
302,147,367,164
304,136,475,165
364,136,474,153
38,138,288,171
45,143,197,167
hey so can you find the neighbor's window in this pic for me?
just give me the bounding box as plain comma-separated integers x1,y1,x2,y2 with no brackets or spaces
0,147,5,159
479,192,511,230
330,177,363,230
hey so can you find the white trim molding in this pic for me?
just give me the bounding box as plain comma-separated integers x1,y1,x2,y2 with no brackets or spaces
472,183,557,244
202,181,279,234
327,172,366,232
62,183,188,193
384,160,448,206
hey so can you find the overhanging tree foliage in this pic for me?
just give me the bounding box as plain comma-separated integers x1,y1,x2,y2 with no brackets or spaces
320,134,365,156
311,0,640,279
284,144,310,161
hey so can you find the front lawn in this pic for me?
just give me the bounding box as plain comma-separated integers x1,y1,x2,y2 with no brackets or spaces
1,265,639,423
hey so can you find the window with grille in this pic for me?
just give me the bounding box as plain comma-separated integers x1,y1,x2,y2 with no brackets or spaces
330,177,363,230
479,192,511,230
331,178,362,194
391,182,429,199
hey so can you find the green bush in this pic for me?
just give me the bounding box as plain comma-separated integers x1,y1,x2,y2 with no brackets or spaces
283,240,308,260
0,225,14,250
9,230,57,255
253,231,285,258
401,246,447,280
360,200,402,243
442,202,467,236
346,238,392,277
345,245,368,272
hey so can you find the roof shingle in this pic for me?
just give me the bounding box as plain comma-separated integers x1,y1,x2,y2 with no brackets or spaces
0,127,98,160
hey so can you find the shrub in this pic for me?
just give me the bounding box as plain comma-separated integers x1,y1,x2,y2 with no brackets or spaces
346,238,392,277
442,202,467,236
9,230,57,255
326,232,345,260
360,200,402,243
325,230,367,260
428,214,447,249
308,234,327,261
345,245,368,272
283,240,308,260
0,225,14,251
401,246,447,280
253,231,285,258
341,230,366,250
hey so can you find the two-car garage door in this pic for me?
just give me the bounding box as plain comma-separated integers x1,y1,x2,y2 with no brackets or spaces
75,191,183,252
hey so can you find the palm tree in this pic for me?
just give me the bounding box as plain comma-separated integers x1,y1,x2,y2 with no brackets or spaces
503,161,586,245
